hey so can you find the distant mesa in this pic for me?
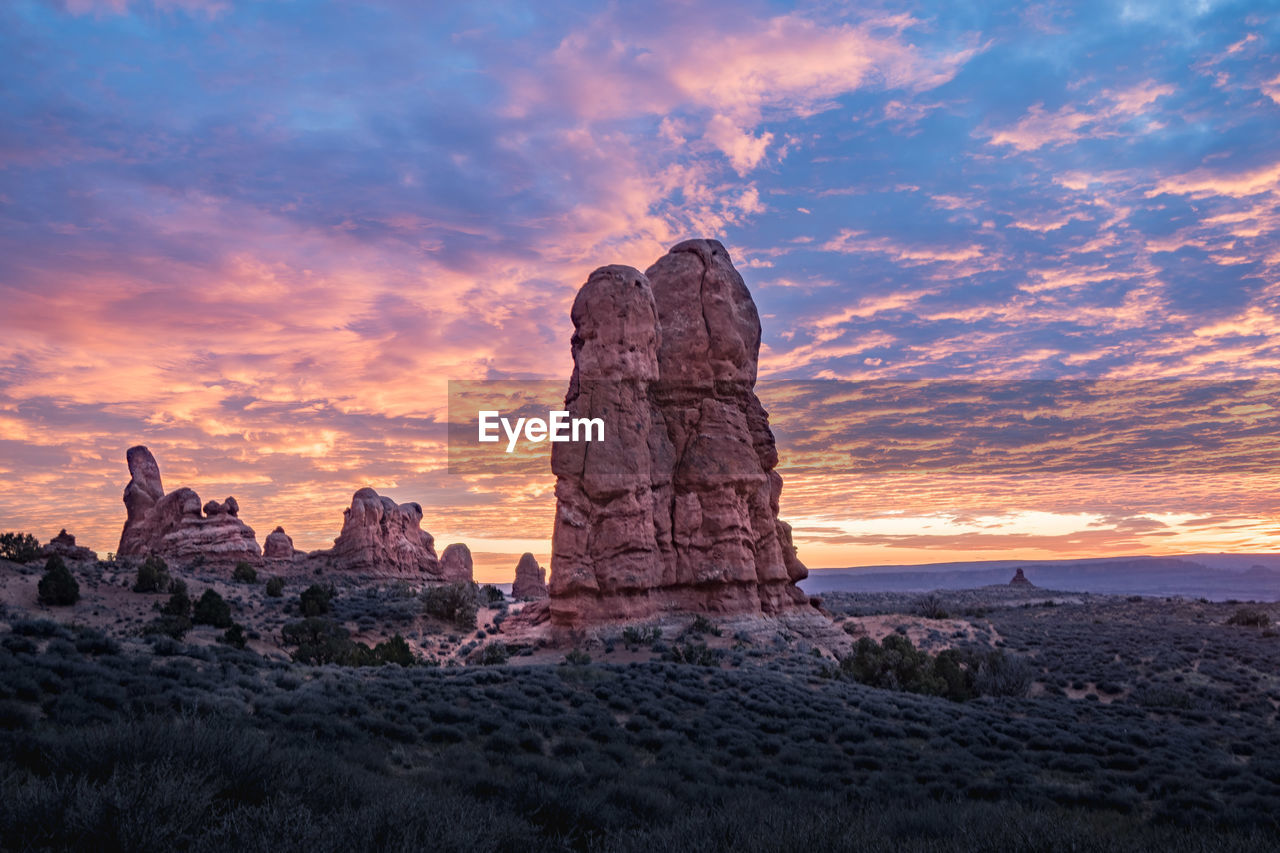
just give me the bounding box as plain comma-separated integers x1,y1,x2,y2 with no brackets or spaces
548,239,813,629
42,529,97,563
512,552,548,600
118,445,261,566
263,526,295,560
1009,568,1034,587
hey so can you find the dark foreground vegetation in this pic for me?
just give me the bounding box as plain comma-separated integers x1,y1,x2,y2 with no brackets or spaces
2,590,1280,852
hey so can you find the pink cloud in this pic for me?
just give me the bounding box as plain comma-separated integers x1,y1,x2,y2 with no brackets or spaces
983,81,1175,151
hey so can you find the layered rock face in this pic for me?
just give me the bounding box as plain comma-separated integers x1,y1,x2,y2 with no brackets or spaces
512,552,548,600
117,446,262,565
263,526,295,560
326,487,443,577
440,543,474,583
549,240,809,628
42,530,97,562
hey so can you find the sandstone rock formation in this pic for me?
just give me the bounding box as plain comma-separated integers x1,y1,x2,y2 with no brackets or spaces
117,446,261,565
325,487,443,577
42,530,97,562
440,543,474,583
263,526,295,560
1009,568,1034,587
512,552,548,600
549,240,810,628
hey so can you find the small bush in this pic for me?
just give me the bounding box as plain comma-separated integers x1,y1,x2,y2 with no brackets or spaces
480,584,505,605
282,618,410,666
622,625,662,648
193,589,233,628
220,623,248,649
917,593,949,620
972,650,1035,698
300,583,335,617
162,580,191,618
265,576,284,597
0,532,41,563
687,615,722,637
142,614,191,640
1226,608,1270,628
476,642,510,666
666,641,721,666
564,648,592,665
132,555,172,593
374,634,414,666
422,581,478,629
37,555,79,606
283,618,352,664
232,561,258,583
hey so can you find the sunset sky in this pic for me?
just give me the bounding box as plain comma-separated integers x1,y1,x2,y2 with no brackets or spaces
3,0,1280,582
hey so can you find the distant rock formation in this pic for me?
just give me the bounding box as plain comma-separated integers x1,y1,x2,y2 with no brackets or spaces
263,526,295,560
512,552,548,600
548,239,811,628
117,446,261,565
42,530,97,562
440,543,474,583
1009,568,1034,587
324,487,443,578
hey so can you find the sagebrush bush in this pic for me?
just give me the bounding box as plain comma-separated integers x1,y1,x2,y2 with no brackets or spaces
162,580,191,618
300,583,335,616
476,642,510,666
132,555,172,593
193,589,233,628
232,561,258,583
1227,608,1270,628
220,623,248,649
265,576,285,597
423,581,478,629
37,555,79,606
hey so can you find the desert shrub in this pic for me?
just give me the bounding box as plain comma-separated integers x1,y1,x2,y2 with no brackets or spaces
665,641,721,666
374,634,415,666
300,583,336,617
972,650,1035,698
265,576,284,597
162,579,191,617
281,619,409,666
282,618,353,664
193,589,234,628
686,615,722,637
37,555,79,606
476,642,511,666
564,648,592,665
0,531,41,563
480,584,505,605
622,626,662,648
917,593,950,620
841,635,945,695
833,635,1032,702
1226,608,1270,628
220,623,248,649
232,561,258,583
132,555,172,593
142,614,191,640
422,581,478,629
